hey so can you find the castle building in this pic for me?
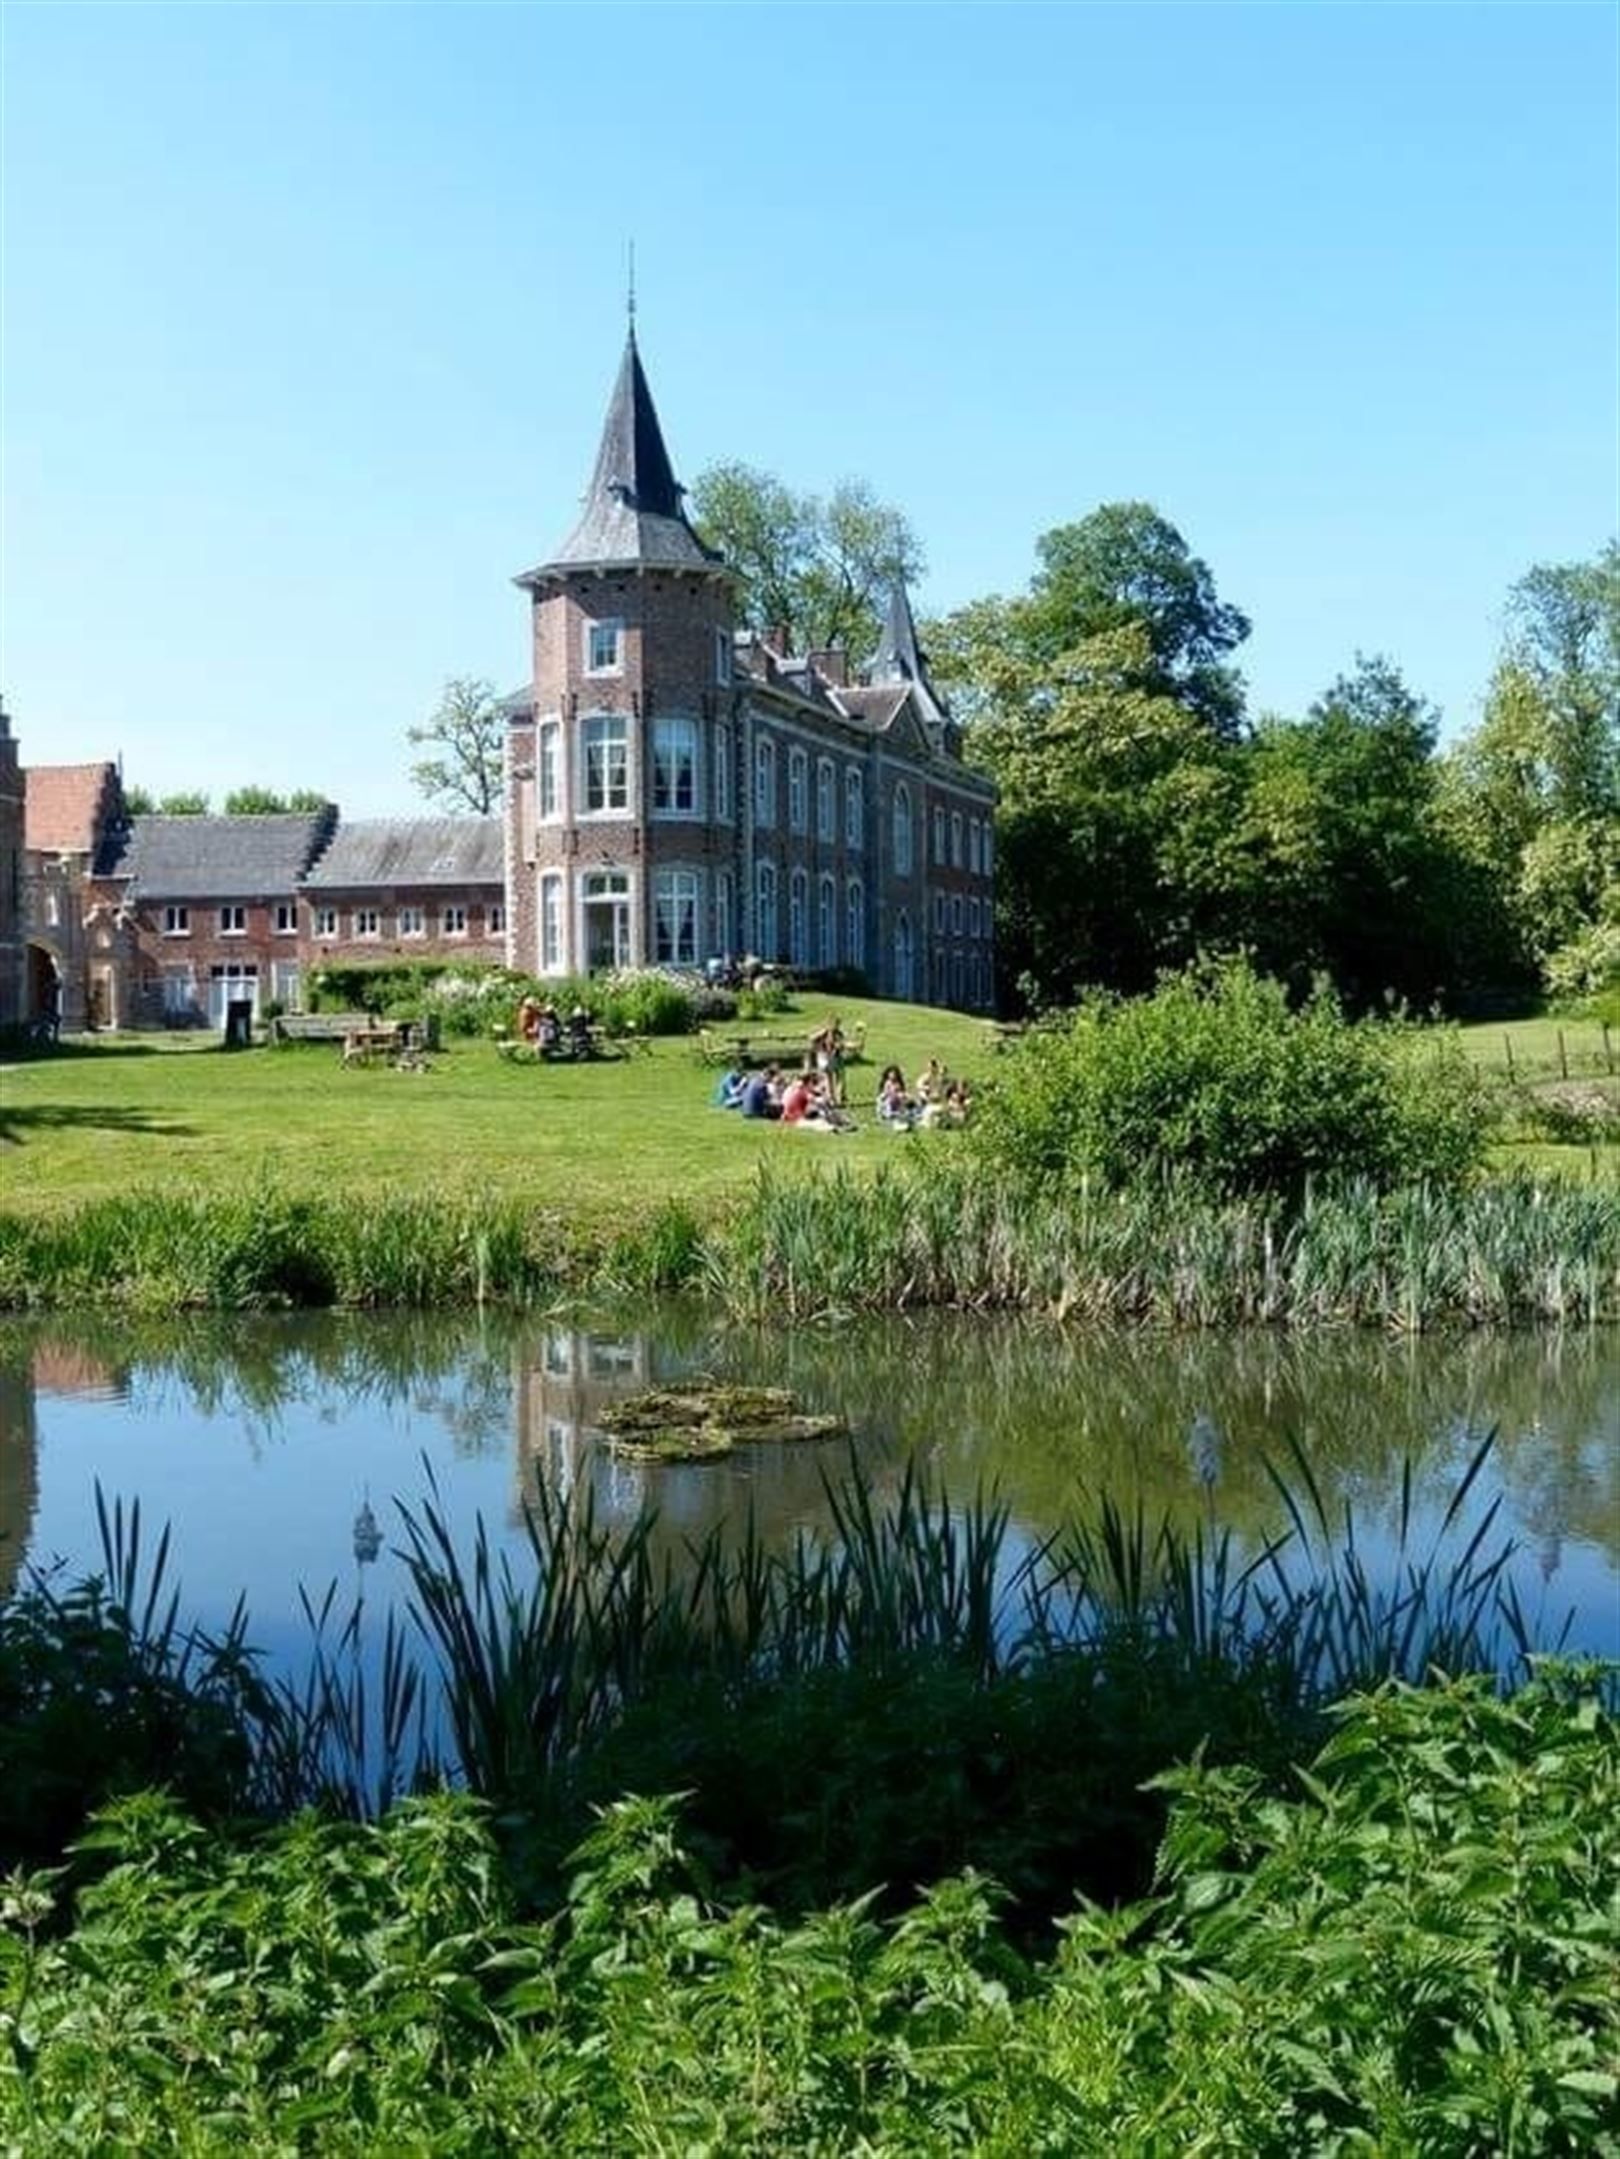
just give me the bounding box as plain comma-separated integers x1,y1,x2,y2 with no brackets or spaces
503,332,996,1007
0,703,23,1028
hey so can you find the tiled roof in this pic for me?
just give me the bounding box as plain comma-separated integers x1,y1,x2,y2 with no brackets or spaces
868,582,951,736
23,763,119,854
107,812,335,899
518,332,723,583
303,817,504,889
831,685,911,730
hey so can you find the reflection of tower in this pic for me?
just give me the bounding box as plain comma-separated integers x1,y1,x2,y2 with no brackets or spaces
512,1328,656,1523
0,1357,40,1606
353,1490,382,1569
1514,1423,1569,1586
1188,1408,1223,1530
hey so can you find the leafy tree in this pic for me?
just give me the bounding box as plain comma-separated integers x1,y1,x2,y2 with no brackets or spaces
157,792,209,816
122,785,154,816
689,463,923,665
408,677,504,815
222,786,329,815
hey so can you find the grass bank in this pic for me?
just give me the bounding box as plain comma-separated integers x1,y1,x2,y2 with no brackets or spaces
2,1159,1616,1325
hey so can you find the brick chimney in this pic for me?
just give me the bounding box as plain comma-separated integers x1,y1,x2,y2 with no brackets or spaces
808,647,848,688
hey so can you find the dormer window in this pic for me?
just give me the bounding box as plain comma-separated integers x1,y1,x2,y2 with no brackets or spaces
585,618,623,675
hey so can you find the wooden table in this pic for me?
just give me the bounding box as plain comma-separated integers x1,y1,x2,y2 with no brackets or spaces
341,1022,409,1067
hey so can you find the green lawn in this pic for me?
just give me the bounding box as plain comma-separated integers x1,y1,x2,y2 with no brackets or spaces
1460,1013,1619,1084
0,996,993,1222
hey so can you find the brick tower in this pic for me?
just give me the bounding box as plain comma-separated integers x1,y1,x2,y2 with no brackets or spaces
506,330,736,977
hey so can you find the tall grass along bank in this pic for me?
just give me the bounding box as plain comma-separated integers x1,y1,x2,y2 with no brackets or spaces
2,1161,1617,1321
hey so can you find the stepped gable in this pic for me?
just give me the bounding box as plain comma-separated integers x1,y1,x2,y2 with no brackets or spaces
23,762,121,855
107,810,335,899
515,330,724,584
303,816,504,889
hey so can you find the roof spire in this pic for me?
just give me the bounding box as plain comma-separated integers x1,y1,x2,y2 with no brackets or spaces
627,238,636,333
518,323,724,582
870,579,950,734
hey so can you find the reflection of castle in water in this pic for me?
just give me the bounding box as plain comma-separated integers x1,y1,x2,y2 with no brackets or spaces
512,1326,889,1552
1,1339,130,1604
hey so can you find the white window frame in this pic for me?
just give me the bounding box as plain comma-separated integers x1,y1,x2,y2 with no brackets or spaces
653,868,701,965
816,758,836,843
789,867,808,968
441,904,468,938
846,877,864,971
818,873,836,967
580,712,629,815
161,964,195,1015
584,616,623,675
314,906,337,939
787,746,808,835
219,904,246,936
355,907,382,940
892,785,913,877
540,873,564,973
580,869,632,972
754,736,776,828
712,724,732,824
273,902,297,937
845,767,863,850
715,628,732,686
399,905,426,938
755,858,778,958
163,905,189,937
652,715,701,817
538,721,562,820
715,868,733,958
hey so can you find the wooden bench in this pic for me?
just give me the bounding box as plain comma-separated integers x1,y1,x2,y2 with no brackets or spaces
270,1012,373,1044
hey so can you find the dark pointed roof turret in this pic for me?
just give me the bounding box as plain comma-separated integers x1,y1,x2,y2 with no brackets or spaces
868,579,949,734
517,331,724,585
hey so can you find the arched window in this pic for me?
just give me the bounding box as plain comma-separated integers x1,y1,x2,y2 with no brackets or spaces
789,868,809,967
818,875,837,967
755,859,778,958
754,736,777,828
845,878,864,971
892,784,913,876
892,910,914,1000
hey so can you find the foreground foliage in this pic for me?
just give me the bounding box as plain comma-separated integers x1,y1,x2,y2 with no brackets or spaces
2,1670,1614,2153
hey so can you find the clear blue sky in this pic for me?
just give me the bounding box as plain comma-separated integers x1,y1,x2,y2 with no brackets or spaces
3,1,1615,814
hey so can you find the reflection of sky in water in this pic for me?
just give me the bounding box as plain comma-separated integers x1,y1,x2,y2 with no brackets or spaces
3,1312,1616,1678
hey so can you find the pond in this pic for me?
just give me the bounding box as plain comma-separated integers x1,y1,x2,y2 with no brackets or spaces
1,1309,1616,1668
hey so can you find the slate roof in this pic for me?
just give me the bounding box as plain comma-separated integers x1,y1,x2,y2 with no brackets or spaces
868,582,950,736
24,763,120,854
303,817,504,890
107,812,335,899
517,332,723,583
498,685,535,721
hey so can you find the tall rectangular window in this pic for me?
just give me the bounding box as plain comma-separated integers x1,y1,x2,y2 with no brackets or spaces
968,819,981,875
582,714,628,813
715,868,733,958
983,825,993,877
488,903,506,935
219,905,246,935
892,786,913,877
715,629,732,686
845,768,863,849
816,758,836,842
540,874,563,971
933,807,946,865
788,747,808,834
756,859,778,957
315,907,337,938
585,618,622,673
789,868,808,967
713,725,732,823
845,878,864,971
951,812,964,868
818,874,836,966
653,869,700,964
539,722,561,818
652,716,700,814
754,736,776,827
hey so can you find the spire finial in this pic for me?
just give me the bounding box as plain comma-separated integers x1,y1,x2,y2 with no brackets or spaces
627,240,636,333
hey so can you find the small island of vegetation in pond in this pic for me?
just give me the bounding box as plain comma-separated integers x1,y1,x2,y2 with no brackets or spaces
597,1381,846,1461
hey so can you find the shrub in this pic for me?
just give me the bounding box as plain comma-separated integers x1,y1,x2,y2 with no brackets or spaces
972,958,1490,1196
737,980,793,1020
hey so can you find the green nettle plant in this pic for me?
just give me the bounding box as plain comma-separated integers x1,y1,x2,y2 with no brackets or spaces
973,956,1490,1195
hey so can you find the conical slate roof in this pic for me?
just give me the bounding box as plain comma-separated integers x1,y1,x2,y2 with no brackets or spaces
868,581,949,734
518,333,722,584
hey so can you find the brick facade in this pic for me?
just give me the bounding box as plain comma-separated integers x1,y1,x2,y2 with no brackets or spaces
506,332,996,1007
0,704,23,1028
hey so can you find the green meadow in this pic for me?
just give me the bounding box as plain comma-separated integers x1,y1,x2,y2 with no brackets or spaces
0,996,991,1223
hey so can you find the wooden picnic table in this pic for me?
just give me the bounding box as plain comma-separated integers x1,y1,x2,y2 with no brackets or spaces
341,1021,412,1067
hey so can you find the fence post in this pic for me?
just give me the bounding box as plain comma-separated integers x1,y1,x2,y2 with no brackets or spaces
1503,1032,1515,1082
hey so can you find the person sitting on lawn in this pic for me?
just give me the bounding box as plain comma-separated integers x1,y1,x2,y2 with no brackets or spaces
567,1005,593,1059
740,1064,781,1119
537,1002,562,1057
779,1071,814,1125
916,1057,948,1110
517,996,543,1047
877,1063,915,1128
712,1065,747,1108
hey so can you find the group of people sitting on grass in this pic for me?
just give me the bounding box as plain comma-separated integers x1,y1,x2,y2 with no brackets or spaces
713,1061,857,1131
876,1058,974,1130
516,996,597,1060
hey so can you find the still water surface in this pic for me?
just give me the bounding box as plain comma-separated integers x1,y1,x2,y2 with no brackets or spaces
2,1310,1616,1666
